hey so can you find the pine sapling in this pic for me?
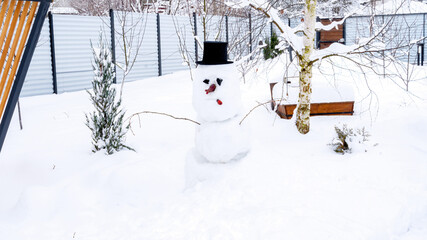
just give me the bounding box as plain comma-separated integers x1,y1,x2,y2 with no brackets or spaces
263,31,283,60
85,33,133,155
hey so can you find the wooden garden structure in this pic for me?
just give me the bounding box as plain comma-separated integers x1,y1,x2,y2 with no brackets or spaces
0,0,52,152
317,18,345,49
275,102,354,119
270,82,355,120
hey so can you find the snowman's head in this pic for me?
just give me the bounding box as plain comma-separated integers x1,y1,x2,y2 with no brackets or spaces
193,63,242,122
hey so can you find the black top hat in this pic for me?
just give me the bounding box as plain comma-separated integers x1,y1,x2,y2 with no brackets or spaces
196,41,233,65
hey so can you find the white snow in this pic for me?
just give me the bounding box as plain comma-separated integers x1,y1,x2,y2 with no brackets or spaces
0,54,427,240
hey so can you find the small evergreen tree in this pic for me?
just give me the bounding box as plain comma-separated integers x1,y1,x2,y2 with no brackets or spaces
263,31,283,60
85,34,133,155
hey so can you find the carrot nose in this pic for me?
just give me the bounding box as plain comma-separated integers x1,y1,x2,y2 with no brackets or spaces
205,84,216,94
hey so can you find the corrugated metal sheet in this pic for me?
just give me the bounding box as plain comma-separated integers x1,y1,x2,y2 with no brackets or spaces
193,15,268,62
386,14,424,64
207,15,227,42
195,15,227,42
54,14,111,93
18,12,427,98
228,16,250,60
251,15,270,49
345,14,425,64
114,12,159,83
345,16,371,45
160,15,195,75
21,20,53,97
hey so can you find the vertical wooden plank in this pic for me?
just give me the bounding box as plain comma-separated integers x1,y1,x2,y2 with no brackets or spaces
0,0,18,71
0,2,38,118
0,0,11,30
0,1,30,97
0,0,22,91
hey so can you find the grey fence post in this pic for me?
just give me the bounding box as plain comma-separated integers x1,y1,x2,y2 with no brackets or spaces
157,13,162,76
109,9,117,84
316,17,320,49
343,18,346,45
225,15,229,43
249,13,252,54
423,13,426,65
193,12,198,62
288,18,293,62
417,43,424,66
424,13,426,44
270,21,273,39
48,11,57,94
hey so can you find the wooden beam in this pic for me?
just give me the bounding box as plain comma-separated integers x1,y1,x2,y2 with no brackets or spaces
0,2,38,119
276,102,355,119
0,1,11,31
0,0,19,72
0,1,29,98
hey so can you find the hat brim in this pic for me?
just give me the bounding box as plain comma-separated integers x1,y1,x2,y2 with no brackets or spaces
196,60,234,65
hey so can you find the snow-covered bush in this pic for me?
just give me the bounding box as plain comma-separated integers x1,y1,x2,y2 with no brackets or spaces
85,34,133,155
330,124,370,154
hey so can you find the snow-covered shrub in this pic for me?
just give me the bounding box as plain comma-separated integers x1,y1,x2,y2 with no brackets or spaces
263,31,283,60
85,34,133,155
330,124,370,154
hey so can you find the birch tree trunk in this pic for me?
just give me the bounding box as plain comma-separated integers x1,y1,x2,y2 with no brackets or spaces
295,0,316,134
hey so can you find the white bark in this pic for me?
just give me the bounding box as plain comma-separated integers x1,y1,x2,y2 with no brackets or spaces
295,0,316,134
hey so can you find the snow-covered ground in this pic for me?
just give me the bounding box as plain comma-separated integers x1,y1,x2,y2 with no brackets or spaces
1,56,427,239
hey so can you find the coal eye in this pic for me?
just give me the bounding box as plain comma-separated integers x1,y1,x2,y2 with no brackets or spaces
216,78,223,86
203,79,210,84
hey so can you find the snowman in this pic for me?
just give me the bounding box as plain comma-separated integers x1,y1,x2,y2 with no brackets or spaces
192,42,250,163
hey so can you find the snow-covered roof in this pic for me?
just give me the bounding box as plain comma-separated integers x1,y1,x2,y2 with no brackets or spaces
358,0,427,15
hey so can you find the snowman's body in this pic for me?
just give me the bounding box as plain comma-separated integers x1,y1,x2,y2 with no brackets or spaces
193,63,249,163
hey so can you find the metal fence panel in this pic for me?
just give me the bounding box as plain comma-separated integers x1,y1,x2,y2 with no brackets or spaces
346,14,425,64
386,14,424,64
228,16,250,60
17,12,427,98
114,12,158,83
251,14,270,49
196,15,227,42
54,14,111,93
345,16,370,45
160,14,194,75
21,20,53,97
289,18,301,28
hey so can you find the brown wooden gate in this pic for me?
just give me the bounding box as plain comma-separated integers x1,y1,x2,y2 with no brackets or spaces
317,18,344,49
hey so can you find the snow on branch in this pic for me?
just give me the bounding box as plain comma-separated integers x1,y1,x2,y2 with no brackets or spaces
226,0,303,57
226,0,413,64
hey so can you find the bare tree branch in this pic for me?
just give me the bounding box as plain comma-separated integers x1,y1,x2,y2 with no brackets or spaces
127,110,200,135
